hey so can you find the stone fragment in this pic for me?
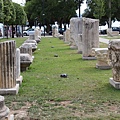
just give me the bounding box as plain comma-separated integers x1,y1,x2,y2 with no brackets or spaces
20,53,33,72
108,40,120,89
82,18,99,59
94,48,111,69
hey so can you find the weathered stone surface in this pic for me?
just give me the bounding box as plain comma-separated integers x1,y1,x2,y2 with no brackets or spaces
0,40,19,95
16,48,23,85
24,39,37,45
70,17,82,49
22,43,37,52
34,28,41,43
20,53,32,72
58,34,64,40
107,28,119,37
94,48,111,69
77,34,82,54
64,28,70,44
108,40,120,82
82,18,99,59
0,96,9,120
20,44,33,57
52,26,59,37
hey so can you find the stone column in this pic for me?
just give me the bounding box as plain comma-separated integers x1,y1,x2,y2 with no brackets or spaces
70,17,82,49
0,96,9,120
34,28,40,43
16,48,23,85
109,40,120,89
77,34,82,54
64,28,70,44
94,48,111,69
82,18,99,60
0,40,19,95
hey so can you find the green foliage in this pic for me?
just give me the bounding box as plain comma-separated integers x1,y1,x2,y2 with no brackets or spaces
25,0,83,28
0,0,4,22
13,2,27,25
83,0,120,26
3,0,16,24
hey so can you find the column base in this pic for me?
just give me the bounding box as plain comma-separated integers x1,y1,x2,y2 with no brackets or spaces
96,64,111,70
6,114,14,120
82,56,96,60
16,75,23,85
109,78,120,89
0,84,19,95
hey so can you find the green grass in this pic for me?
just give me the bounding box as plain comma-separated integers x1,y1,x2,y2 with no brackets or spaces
2,37,120,119
100,35,120,40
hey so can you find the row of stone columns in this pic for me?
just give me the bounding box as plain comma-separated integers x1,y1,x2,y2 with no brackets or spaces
61,17,120,89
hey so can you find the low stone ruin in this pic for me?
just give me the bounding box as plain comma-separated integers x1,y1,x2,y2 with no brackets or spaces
109,40,120,89
19,44,33,72
93,48,111,69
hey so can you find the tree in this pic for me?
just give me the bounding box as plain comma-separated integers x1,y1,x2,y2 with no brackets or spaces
83,0,120,27
25,0,84,32
3,0,16,38
0,0,4,22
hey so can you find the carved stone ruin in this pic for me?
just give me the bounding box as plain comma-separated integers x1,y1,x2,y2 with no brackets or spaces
0,40,19,95
82,18,99,60
70,17,82,49
107,28,119,37
94,48,111,69
64,28,70,44
109,40,120,89
34,28,41,43
20,53,33,72
24,39,37,46
16,48,23,85
20,44,33,58
19,44,33,72
0,95,9,120
78,34,82,54
22,43,37,52
52,26,59,37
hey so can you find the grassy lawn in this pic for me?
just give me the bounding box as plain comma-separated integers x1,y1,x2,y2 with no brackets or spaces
100,35,120,40
2,37,120,119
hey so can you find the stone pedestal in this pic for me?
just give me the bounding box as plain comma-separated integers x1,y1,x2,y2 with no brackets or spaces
109,40,120,89
22,43,37,52
20,44,33,57
0,96,9,120
70,17,82,49
20,53,32,72
16,48,23,85
0,40,19,95
94,48,111,69
64,28,70,44
82,18,99,60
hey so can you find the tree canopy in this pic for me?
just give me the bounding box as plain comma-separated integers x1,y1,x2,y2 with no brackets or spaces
0,0,4,22
25,0,84,31
82,0,120,27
